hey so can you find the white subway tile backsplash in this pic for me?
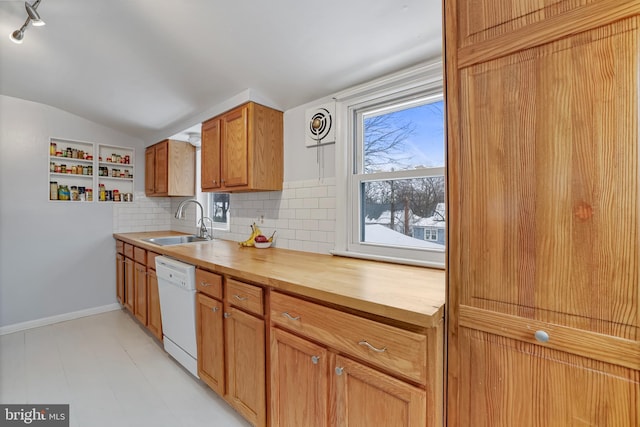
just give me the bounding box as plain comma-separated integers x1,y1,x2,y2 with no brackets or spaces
113,180,337,255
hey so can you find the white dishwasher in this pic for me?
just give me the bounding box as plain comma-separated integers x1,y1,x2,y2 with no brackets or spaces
155,256,199,378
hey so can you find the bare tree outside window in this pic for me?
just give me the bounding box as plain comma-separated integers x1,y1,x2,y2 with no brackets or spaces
360,100,445,247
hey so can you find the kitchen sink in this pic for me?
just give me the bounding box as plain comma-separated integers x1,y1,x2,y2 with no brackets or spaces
143,235,210,246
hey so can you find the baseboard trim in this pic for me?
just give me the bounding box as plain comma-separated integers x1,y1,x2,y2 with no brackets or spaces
0,303,122,336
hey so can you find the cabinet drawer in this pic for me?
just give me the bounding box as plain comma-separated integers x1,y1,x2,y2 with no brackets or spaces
271,292,427,384
134,246,146,264
196,268,223,299
124,243,134,259
147,251,161,270
116,240,124,254
225,279,263,316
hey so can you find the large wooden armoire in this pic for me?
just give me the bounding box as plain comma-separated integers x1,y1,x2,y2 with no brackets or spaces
445,1,640,425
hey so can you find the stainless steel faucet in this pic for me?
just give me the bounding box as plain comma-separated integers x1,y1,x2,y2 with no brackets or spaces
174,199,212,240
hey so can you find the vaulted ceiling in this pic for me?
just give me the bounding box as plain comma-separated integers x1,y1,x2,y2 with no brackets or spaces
0,0,442,141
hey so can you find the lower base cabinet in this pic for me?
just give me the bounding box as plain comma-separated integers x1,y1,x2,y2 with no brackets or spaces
270,291,435,427
270,328,330,427
134,261,147,324
146,268,162,340
334,355,427,427
196,293,225,396
225,305,266,427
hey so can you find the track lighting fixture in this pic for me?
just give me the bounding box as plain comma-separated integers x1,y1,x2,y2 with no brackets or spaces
9,0,45,44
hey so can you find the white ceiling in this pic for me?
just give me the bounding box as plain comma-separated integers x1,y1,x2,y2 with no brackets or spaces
0,0,442,142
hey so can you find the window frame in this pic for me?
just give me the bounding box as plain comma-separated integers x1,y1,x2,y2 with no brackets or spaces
332,61,445,269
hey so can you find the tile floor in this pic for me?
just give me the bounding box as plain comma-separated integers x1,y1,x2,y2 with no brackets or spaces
0,309,250,427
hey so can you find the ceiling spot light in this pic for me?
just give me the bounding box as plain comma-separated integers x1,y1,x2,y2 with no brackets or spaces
25,1,45,26
10,28,25,44
9,0,46,44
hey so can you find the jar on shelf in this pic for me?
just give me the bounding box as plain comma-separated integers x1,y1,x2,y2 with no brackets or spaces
58,185,70,201
113,189,120,202
78,187,86,201
99,184,106,202
50,181,58,200
86,188,93,201
50,162,55,172
50,142,57,156
54,164,61,173
71,166,77,174
60,164,67,174
70,186,79,201
88,165,93,176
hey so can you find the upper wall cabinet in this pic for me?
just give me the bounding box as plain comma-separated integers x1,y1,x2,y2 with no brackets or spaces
201,102,283,192
145,139,195,197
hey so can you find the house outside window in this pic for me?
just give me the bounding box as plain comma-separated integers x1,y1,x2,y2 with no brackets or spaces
333,62,445,268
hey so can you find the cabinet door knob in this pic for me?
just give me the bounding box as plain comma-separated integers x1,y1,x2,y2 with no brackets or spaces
211,307,219,313
212,180,217,185
311,355,320,365
224,312,231,318
282,312,300,321
534,330,549,343
335,367,344,376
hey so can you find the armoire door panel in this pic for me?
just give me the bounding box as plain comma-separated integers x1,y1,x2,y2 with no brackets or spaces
457,328,639,427
459,18,639,338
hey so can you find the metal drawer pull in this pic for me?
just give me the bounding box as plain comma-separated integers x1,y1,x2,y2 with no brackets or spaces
200,281,211,287
358,340,387,353
233,294,248,301
224,312,231,318
335,367,343,375
534,330,549,343
311,355,320,365
282,312,300,321
211,307,219,313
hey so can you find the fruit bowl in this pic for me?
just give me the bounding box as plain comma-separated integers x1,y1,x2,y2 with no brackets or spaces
254,241,272,249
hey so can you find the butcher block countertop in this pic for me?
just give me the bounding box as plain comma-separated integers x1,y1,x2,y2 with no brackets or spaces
114,231,445,328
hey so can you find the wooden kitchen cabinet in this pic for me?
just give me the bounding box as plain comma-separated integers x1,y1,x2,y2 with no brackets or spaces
223,279,266,427
134,260,147,325
201,102,283,192
270,291,437,427
145,139,195,196
116,252,125,305
196,293,225,396
224,305,266,427
124,257,135,313
445,1,640,425
146,251,162,341
270,328,330,427
334,355,426,427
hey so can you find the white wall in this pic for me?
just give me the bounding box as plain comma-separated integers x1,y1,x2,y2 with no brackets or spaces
0,95,146,328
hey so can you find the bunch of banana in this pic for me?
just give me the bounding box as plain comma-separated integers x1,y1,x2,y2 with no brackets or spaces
238,222,263,247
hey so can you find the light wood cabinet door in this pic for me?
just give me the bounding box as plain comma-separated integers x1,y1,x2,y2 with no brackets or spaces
200,102,283,192
146,268,162,340
145,140,194,196
144,147,155,195
201,118,221,191
116,252,125,305
153,141,168,195
270,328,330,427
445,1,640,425
333,355,426,427
225,305,266,427
124,257,134,313
134,261,147,325
197,293,225,396
221,104,249,188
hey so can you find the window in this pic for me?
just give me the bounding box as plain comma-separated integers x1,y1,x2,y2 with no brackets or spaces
208,193,230,230
334,62,445,268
